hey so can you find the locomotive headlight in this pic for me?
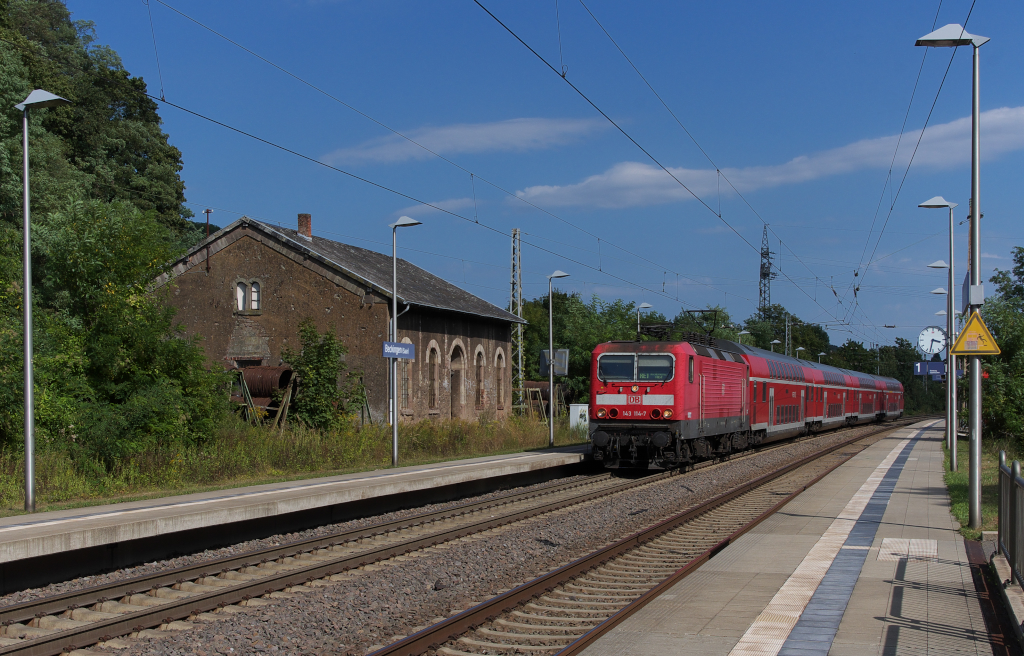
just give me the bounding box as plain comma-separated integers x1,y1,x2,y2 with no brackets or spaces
596,408,607,418
663,409,673,419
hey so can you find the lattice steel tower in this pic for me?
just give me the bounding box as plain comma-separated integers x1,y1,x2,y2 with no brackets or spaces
509,229,524,409
758,224,777,317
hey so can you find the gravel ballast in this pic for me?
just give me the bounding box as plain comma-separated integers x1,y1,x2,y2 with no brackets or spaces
92,423,899,656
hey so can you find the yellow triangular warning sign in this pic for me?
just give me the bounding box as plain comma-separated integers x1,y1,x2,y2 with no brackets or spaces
951,312,1001,355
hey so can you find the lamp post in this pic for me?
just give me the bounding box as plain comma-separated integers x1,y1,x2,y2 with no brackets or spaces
547,271,569,447
917,25,988,529
770,339,781,352
16,89,70,513
388,216,421,467
925,249,958,473
737,330,750,345
795,347,805,359
637,303,652,339
818,352,825,364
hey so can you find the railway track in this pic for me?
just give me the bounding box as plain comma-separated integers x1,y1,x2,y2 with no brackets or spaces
369,417,924,656
0,417,920,656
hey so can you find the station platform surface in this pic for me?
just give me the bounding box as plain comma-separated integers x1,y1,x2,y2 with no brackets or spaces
0,445,587,566
582,419,1008,656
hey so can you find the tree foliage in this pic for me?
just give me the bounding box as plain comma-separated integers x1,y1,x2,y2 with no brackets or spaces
0,1,223,465
282,319,365,431
982,247,1024,441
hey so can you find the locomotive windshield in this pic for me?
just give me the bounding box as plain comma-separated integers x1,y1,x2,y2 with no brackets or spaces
637,355,673,382
597,354,634,381
597,354,674,382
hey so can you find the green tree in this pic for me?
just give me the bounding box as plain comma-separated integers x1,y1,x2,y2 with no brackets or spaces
282,319,365,431
982,247,1024,441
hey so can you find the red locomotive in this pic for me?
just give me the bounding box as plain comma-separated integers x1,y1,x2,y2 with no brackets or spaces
588,335,903,468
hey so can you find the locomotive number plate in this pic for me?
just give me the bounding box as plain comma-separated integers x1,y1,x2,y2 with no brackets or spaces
627,395,642,405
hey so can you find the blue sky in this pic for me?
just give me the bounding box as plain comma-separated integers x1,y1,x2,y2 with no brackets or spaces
67,0,1024,350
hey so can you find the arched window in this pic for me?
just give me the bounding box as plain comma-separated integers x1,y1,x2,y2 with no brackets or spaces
250,282,261,310
428,349,439,409
236,282,248,312
496,353,505,410
401,339,412,410
475,351,485,408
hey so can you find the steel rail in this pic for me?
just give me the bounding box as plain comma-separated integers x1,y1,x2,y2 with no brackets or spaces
0,417,923,656
368,417,924,656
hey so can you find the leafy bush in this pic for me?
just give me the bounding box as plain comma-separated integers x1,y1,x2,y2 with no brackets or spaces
282,319,365,431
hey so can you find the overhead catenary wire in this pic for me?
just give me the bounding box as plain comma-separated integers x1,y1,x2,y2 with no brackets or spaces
472,0,880,344
144,92,703,310
149,0,728,312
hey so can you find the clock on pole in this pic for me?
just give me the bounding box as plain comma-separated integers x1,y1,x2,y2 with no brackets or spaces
918,326,947,355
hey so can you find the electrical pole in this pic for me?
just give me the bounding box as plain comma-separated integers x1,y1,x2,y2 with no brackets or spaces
510,229,523,411
758,225,776,318
785,315,790,357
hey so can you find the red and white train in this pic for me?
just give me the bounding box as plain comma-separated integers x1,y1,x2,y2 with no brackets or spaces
588,336,903,468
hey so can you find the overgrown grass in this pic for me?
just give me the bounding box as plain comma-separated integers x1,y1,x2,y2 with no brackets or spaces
943,435,1022,540
0,415,586,516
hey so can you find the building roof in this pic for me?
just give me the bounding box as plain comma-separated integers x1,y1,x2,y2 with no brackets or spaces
195,218,524,324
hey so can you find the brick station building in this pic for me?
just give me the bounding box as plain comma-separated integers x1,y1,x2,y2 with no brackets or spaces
155,214,523,423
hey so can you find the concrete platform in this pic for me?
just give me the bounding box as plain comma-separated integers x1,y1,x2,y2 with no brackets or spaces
581,419,1011,656
0,446,587,593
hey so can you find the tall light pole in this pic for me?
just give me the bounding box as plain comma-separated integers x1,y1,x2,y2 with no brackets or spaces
637,303,652,339
922,200,959,471
738,330,750,345
388,216,421,467
795,346,805,359
818,352,825,364
917,24,988,529
547,270,569,447
16,89,70,513
770,339,781,352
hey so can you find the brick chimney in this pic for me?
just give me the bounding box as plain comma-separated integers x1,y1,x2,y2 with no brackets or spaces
297,213,312,240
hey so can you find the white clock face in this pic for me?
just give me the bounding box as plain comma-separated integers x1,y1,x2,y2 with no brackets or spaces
918,326,947,354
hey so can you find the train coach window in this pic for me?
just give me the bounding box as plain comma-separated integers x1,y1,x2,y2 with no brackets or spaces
598,354,634,382
638,355,673,382
688,356,694,383
762,380,766,402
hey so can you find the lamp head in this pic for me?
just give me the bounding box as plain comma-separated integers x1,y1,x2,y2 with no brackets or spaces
639,303,652,310
389,215,422,229
15,89,70,112
796,347,805,351
818,352,826,356
918,196,958,209
738,330,750,335
916,24,989,48
927,260,949,269
930,288,947,295
548,270,569,280
770,339,781,344
936,310,948,316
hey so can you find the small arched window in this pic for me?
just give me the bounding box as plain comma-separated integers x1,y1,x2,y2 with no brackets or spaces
496,353,505,410
475,351,485,408
236,282,248,312
250,282,261,310
428,349,439,409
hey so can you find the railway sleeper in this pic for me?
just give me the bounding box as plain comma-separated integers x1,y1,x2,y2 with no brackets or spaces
94,600,152,614
526,602,615,615
475,628,577,643
2,624,55,639
457,636,563,652
493,619,588,634
510,611,602,624
563,584,646,596
549,590,638,603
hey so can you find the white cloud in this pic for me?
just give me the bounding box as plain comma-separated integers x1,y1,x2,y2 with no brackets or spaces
323,117,608,165
393,197,475,218
516,106,1024,209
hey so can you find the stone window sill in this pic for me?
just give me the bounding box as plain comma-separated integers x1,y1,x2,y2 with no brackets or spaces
235,310,263,317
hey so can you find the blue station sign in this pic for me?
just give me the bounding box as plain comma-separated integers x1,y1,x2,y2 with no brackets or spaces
382,341,415,360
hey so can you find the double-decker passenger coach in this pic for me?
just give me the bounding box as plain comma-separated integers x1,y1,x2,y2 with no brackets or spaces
588,335,902,469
